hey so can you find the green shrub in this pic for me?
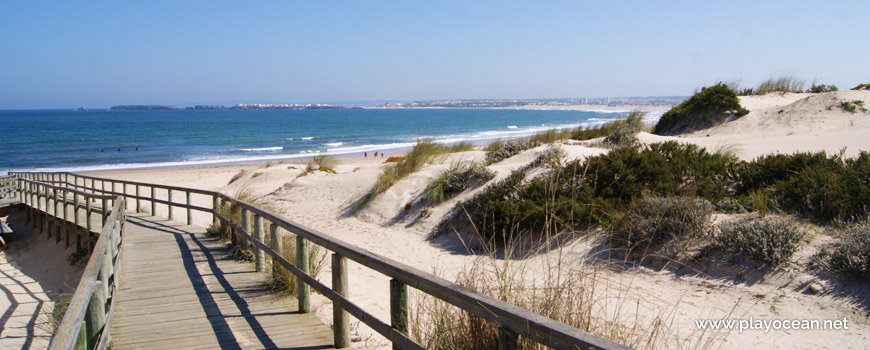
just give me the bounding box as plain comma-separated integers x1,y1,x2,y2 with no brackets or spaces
841,100,867,113
852,83,870,91
424,162,495,205
653,83,749,135
737,87,755,96
455,141,740,244
611,197,713,251
484,139,539,164
738,151,870,222
710,219,803,266
809,83,838,93
251,172,263,178
756,76,805,95
817,220,870,278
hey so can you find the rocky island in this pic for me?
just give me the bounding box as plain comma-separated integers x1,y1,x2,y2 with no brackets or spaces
109,105,178,111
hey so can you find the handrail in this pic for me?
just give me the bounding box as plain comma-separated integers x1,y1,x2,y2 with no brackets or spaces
8,171,630,350
49,197,124,349
9,175,125,349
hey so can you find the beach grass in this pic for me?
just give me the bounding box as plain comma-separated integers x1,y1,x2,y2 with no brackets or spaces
424,161,494,205
355,138,456,211
570,110,646,142
484,139,539,164
228,170,247,184
755,76,805,95
269,233,327,296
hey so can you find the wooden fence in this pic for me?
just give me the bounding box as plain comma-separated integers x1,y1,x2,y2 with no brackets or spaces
8,171,630,350
12,176,124,350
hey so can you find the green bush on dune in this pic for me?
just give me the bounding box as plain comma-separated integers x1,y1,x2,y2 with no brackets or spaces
710,219,804,266
737,151,870,223
817,220,870,278
456,141,739,244
653,83,749,135
611,196,713,251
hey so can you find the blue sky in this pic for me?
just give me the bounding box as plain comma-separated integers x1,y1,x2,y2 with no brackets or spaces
1,1,867,108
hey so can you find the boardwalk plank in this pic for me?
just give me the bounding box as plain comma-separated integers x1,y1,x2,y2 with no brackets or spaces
110,214,335,350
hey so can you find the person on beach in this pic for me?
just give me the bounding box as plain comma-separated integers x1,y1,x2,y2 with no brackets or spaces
374,151,378,157
364,152,367,157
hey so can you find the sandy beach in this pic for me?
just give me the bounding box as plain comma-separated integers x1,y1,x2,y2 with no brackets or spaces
3,90,869,349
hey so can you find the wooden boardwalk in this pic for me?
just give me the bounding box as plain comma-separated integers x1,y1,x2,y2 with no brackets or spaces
111,214,335,350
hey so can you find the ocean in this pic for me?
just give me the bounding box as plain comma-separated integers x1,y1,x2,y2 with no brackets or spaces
0,108,661,173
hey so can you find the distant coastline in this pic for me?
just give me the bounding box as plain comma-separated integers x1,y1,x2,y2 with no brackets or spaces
94,97,685,112
109,105,178,111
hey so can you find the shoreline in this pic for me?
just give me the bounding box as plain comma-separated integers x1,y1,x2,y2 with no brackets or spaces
8,107,668,174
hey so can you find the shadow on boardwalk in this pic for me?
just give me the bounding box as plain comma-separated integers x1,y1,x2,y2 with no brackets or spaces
111,214,334,349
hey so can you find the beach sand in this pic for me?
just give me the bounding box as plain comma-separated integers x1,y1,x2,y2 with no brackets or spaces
5,90,869,348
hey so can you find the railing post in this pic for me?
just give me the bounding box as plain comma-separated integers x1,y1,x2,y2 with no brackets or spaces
63,189,70,248
84,281,107,348
498,327,519,350
122,183,127,210
390,278,408,350
151,186,156,216
186,191,192,225
168,189,174,220
269,223,281,275
102,198,108,225
254,215,264,271
135,185,140,213
74,193,82,252
297,236,311,313
332,253,350,348
86,195,93,232
54,188,61,243
212,195,219,228
241,208,249,250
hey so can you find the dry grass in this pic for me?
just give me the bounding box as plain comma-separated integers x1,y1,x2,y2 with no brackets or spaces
355,139,455,211
448,141,474,152
409,245,729,349
384,156,404,163
269,232,328,296
756,76,805,95
228,170,247,185
216,185,258,259
529,129,571,144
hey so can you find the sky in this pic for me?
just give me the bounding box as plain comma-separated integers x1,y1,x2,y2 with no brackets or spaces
1,1,868,109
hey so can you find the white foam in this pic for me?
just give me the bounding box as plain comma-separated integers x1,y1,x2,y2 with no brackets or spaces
301,137,314,140
324,142,343,147
507,125,518,129
239,147,283,151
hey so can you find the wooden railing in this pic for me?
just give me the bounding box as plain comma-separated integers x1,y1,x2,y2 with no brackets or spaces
8,171,630,350
11,176,124,349
0,175,15,199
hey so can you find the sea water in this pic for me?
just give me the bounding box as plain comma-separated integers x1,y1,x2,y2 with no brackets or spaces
0,108,660,173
